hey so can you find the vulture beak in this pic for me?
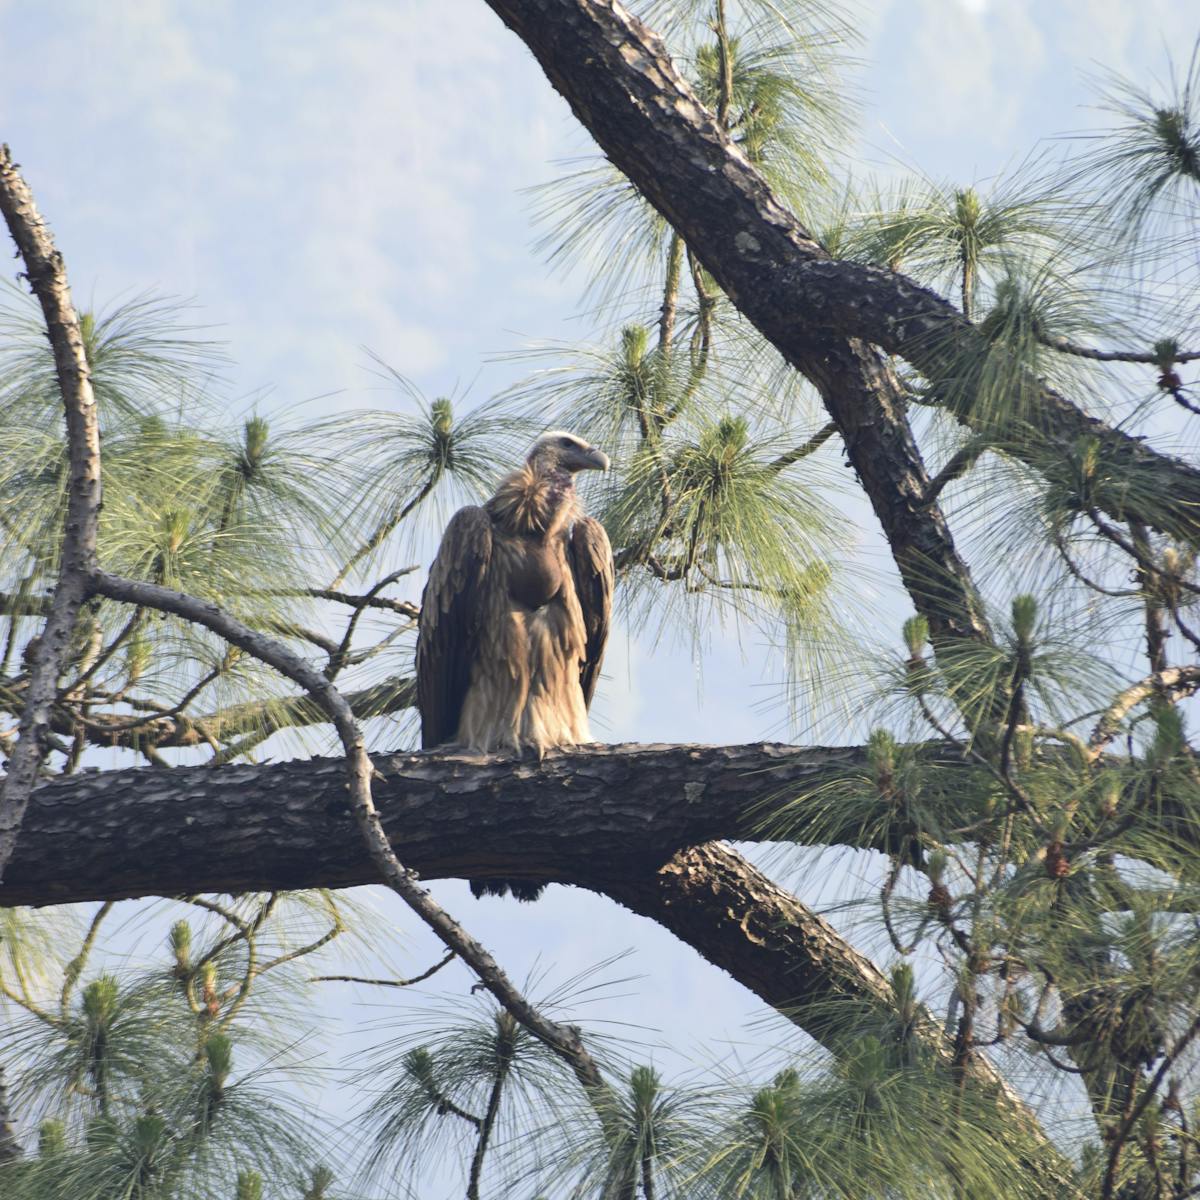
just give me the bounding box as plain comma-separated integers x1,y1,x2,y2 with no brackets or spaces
581,445,610,473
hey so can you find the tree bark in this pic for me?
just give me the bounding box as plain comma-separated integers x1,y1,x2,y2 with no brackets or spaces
479,0,1200,550
0,145,102,881
1,741,945,906
1,741,1075,1189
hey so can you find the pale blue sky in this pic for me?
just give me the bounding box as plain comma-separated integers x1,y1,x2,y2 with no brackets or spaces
1,1,1197,1195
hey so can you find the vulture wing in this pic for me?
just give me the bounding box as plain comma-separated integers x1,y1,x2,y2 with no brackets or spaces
416,506,493,748
568,516,613,708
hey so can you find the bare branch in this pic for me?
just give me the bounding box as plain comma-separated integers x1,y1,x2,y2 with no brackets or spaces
1038,332,1200,365
1089,666,1200,755
313,949,457,989
87,568,613,1102
0,144,102,881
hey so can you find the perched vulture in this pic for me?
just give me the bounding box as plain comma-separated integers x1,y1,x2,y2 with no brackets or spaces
416,431,614,899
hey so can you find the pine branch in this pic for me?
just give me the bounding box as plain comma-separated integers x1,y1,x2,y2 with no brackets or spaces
313,949,457,988
1038,332,1200,364
88,568,616,1117
480,0,1200,552
0,144,102,881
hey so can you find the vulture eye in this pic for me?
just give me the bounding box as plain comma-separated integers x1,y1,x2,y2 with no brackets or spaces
559,436,573,448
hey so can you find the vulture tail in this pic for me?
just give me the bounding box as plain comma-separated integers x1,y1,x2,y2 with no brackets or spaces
469,878,546,903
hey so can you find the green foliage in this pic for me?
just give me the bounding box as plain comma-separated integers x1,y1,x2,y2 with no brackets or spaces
4,5,1200,1199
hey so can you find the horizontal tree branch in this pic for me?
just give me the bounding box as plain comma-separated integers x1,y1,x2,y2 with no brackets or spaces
2,742,874,905
3,739,1075,1188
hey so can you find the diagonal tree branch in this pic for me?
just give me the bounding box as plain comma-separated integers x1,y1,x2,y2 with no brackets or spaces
0,144,102,881
88,569,614,1104
479,0,1200,550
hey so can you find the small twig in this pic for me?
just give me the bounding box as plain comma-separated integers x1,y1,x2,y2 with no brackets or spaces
1051,530,1139,598
313,949,457,988
1037,332,1200,365
1087,508,1200,595
326,569,414,681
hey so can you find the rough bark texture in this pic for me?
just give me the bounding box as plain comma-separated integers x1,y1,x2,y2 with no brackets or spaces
2,741,915,906
3,740,1074,1188
798,337,992,650
605,842,1073,1183
480,0,1200,550
0,145,102,880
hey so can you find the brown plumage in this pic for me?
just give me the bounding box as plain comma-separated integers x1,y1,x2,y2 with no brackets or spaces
417,429,613,754
416,432,613,900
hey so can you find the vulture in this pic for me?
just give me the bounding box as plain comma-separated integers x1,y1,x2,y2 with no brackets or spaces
416,430,614,899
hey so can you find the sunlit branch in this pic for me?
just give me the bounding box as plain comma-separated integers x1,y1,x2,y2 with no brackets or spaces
0,144,102,881
1089,666,1200,755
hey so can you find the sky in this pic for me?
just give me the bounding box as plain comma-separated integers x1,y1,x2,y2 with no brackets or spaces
1,1,1198,1195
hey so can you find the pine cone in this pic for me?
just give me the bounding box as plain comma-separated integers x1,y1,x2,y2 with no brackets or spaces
1045,841,1069,879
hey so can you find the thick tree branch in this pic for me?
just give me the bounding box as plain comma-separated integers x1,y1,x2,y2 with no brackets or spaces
3,741,1074,1189
0,145,102,880
480,0,1200,549
1,741,941,906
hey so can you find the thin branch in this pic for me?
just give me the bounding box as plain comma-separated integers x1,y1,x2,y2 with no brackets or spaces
922,440,988,507
1037,332,1200,364
1051,530,1140,598
88,568,615,1108
1087,507,1200,595
467,1018,514,1200
59,900,114,1019
1101,1012,1200,1200
1089,666,1200,755
658,232,684,355
766,421,838,473
326,568,413,681
0,144,102,882
313,949,457,989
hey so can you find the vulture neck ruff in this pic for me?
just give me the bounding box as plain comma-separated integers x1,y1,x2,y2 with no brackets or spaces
485,461,581,540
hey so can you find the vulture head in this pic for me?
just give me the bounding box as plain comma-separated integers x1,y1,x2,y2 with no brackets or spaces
527,430,610,476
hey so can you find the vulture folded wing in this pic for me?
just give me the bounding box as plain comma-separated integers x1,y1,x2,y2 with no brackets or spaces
568,516,613,708
416,506,493,748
